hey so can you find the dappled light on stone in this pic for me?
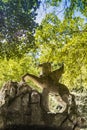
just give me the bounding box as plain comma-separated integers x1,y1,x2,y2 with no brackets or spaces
0,81,86,130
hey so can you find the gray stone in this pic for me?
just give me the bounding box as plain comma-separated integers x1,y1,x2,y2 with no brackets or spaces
0,81,85,130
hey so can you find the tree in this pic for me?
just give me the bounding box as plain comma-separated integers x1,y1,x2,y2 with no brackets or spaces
35,0,87,87
35,13,87,88
0,0,87,89
0,0,40,59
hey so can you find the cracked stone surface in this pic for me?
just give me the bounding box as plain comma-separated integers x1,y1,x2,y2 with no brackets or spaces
0,81,85,130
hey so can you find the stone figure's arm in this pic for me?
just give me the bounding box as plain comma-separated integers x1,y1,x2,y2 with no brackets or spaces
22,73,44,89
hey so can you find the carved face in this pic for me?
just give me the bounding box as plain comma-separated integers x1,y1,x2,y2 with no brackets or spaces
38,62,51,74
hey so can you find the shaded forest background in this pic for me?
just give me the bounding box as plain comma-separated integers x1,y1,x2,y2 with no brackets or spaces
0,0,87,91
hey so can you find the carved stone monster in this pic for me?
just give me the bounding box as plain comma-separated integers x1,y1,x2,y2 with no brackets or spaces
22,62,76,114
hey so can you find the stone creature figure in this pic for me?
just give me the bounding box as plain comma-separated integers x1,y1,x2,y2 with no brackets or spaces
22,62,76,114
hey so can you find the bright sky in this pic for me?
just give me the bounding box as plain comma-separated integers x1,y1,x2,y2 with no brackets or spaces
35,0,87,24
35,1,65,24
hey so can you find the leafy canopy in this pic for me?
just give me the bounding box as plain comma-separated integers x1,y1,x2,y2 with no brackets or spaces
0,0,87,89
35,13,87,88
0,0,40,59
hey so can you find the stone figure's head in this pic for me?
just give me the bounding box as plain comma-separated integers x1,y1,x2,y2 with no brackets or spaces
38,62,51,75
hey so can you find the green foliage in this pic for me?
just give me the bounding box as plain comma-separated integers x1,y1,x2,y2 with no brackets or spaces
0,56,39,87
35,13,87,88
0,0,40,59
0,0,87,90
